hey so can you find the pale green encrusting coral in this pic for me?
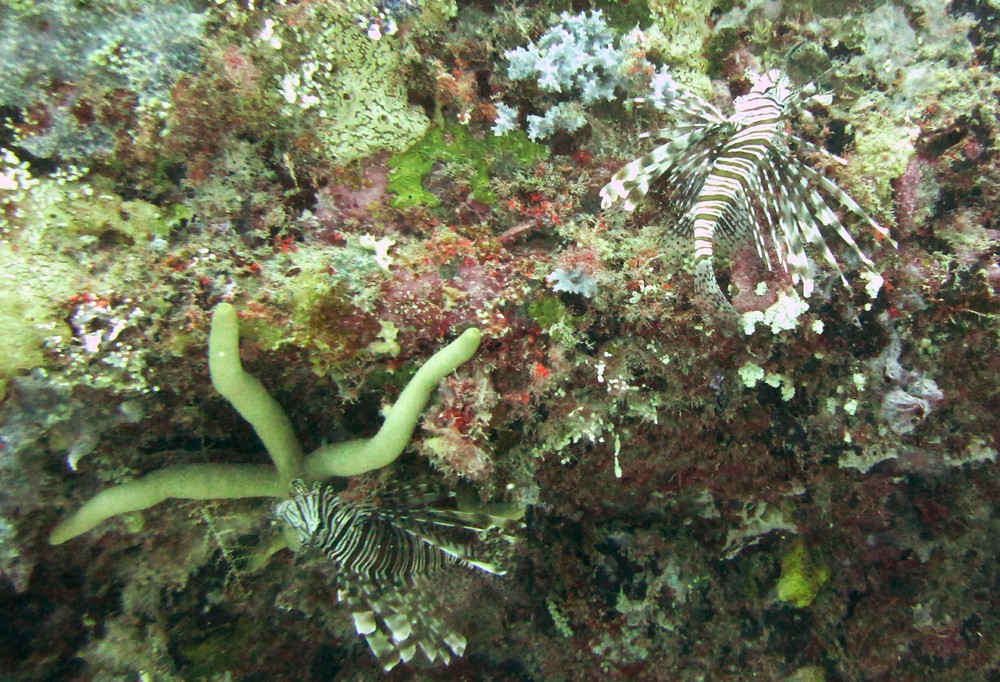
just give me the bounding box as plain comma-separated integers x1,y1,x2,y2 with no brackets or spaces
646,0,713,94
0,150,187,394
49,303,482,545
273,1,431,165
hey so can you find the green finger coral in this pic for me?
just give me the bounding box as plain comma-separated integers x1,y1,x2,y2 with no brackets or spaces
49,302,482,544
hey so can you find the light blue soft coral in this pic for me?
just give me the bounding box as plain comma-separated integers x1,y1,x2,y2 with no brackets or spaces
500,10,633,140
505,10,627,104
546,267,598,298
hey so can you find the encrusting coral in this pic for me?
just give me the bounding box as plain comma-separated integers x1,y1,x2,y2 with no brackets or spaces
49,302,482,545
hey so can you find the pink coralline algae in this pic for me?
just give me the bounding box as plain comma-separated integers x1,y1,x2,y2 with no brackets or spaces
893,156,929,238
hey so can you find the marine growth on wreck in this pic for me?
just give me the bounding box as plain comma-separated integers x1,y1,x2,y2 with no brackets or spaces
1,0,999,679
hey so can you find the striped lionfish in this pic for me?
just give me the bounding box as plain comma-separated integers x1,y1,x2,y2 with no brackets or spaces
600,68,894,325
274,480,519,671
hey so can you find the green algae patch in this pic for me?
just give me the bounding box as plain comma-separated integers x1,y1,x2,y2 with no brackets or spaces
843,109,917,227
776,537,830,608
388,124,547,209
596,0,654,30
527,295,570,329
18,176,188,243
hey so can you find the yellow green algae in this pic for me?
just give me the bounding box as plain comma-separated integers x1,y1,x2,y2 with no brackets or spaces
776,537,831,608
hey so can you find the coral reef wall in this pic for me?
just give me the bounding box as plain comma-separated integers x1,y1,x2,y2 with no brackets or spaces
1,0,999,680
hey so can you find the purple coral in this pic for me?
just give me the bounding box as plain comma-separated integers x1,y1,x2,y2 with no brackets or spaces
880,384,944,436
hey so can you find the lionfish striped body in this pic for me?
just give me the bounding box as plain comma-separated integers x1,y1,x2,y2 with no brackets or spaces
274,481,517,671
601,69,893,324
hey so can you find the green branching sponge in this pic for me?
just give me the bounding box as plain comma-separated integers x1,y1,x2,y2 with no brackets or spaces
49,303,482,545
304,325,482,479
47,463,285,546
208,303,304,486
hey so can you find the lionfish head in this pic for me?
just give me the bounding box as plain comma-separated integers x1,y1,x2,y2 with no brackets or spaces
748,69,794,105
274,484,322,552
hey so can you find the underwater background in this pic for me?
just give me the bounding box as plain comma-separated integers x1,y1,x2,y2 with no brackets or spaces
1,0,999,679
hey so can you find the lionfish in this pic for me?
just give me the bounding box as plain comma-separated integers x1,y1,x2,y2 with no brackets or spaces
600,68,894,324
274,480,519,671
